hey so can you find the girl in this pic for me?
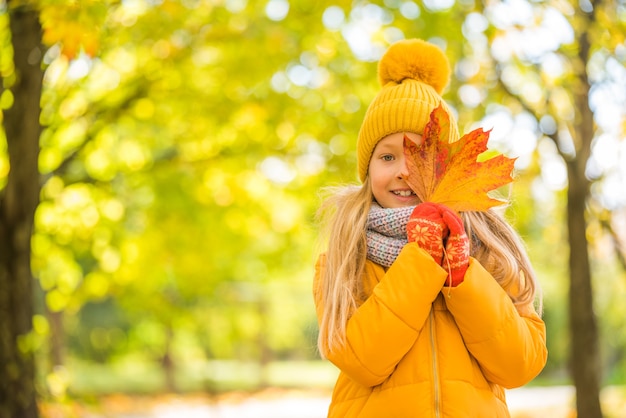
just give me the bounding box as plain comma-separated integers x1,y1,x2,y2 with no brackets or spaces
313,39,547,417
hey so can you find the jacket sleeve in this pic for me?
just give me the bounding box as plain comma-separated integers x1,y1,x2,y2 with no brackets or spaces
444,258,548,389
313,243,448,387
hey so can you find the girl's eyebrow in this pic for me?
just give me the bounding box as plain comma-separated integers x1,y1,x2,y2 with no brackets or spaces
374,142,400,152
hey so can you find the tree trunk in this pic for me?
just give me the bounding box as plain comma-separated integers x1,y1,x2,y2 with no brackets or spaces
161,326,177,392
0,4,43,418
567,164,603,418
257,297,272,389
47,309,65,369
566,9,603,416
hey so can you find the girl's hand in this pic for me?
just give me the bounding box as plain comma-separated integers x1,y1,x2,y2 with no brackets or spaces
406,203,450,264
441,209,470,287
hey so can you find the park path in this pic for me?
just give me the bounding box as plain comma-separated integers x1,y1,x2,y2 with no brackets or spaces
123,386,576,418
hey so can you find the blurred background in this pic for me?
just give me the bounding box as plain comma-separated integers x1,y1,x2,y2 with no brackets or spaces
1,0,625,417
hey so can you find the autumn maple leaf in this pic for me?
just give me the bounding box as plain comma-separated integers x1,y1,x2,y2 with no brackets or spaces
403,104,517,213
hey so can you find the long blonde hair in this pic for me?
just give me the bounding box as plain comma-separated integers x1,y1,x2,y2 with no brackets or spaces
316,178,542,355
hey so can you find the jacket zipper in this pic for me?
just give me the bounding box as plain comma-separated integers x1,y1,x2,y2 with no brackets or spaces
429,309,441,418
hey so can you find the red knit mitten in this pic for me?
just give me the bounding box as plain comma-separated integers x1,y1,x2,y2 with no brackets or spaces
441,208,470,287
406,203,449,264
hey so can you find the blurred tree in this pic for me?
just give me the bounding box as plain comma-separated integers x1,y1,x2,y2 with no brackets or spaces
466,1,626,416
0,2,43,417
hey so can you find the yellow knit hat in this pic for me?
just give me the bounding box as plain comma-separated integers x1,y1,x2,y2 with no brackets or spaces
356,39,460,182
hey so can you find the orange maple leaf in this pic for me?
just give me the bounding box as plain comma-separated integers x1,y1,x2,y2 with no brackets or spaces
403,104,517,212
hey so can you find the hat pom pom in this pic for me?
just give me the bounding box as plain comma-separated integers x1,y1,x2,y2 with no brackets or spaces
377,39,451,94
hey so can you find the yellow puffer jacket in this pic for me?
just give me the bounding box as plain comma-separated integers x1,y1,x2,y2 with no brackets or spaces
313,243,547,418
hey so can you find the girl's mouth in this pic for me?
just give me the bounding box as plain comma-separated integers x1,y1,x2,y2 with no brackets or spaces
393,190,415,197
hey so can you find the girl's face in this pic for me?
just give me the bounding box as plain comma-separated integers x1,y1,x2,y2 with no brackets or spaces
368,132,422,209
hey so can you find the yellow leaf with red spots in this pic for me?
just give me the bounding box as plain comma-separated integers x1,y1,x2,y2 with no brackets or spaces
403,104,516,212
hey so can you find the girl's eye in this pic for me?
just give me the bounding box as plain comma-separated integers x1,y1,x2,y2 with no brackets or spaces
381,154,394,161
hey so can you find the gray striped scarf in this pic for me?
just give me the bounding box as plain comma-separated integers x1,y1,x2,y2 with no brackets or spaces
366,203,415,268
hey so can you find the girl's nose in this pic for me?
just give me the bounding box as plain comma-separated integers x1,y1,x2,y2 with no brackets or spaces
397,156,409,179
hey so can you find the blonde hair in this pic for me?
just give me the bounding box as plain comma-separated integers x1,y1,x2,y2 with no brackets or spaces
316,182,372,355
316,179,542,355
